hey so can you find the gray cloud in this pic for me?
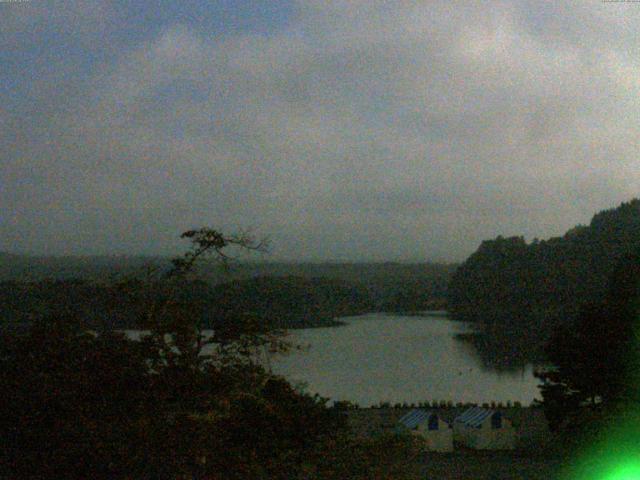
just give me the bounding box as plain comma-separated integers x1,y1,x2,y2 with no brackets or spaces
2,1,639,260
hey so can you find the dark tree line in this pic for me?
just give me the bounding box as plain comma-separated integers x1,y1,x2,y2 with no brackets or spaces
448,199,640,364
0,275,377,334
536,249,640,433
0,253,456,325
0,270,452,334
207,276,375,328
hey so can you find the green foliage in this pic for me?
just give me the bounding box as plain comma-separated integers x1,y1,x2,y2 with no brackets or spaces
303,432,423,480
0,255,457,321
535,250,640,432
449,199,640,365
0,274,375,332
208,275,375,328
0,229,352,479
0,264,455,332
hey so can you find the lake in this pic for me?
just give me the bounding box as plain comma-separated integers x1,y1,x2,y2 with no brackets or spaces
269,313,542,406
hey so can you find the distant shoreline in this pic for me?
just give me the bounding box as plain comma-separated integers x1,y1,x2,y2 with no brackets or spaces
284,310,453,329
380,309,449,317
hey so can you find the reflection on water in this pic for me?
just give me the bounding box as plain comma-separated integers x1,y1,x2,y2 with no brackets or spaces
270,313,541,406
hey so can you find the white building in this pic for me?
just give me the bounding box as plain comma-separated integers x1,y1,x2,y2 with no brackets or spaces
397,409,453,452
453,407,516,450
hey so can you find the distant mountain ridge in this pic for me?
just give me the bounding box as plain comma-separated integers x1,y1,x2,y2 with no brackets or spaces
448,198,640,363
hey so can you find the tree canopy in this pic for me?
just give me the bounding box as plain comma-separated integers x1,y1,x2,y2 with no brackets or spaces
448,199,640,365
1,228,426,479
535,250,640,432
0,229,353,479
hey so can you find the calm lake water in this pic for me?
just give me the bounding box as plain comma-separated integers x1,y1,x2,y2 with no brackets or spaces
269,313,541,406
125,312,542,406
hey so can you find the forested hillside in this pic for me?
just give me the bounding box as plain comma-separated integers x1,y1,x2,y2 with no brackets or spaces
214,263,453,312
448,199,640,363
0,257,454,331
0,276,373,332
0,268,450,328
208,276,375,328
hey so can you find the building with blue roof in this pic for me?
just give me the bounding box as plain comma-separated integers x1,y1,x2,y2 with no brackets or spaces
453,407,515,450
396,409,453,452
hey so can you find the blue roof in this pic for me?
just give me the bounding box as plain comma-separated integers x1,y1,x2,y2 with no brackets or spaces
454,407,494,427
397,409,434,429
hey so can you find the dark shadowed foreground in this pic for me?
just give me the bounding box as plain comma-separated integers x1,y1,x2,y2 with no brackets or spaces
0,230,453,479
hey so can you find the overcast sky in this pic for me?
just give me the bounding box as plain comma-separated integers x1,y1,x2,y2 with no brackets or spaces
1,1,639,261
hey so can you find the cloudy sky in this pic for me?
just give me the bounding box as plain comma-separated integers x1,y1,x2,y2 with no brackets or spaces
1,1,639,261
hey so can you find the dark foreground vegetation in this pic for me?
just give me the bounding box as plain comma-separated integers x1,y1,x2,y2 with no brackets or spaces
449,198,640,366
3,200,640,478
535,247,640,438
0,229,432,479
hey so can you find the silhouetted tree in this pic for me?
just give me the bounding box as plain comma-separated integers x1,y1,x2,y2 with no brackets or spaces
449,199,640,365
0,228,349,479
536,250,640,432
